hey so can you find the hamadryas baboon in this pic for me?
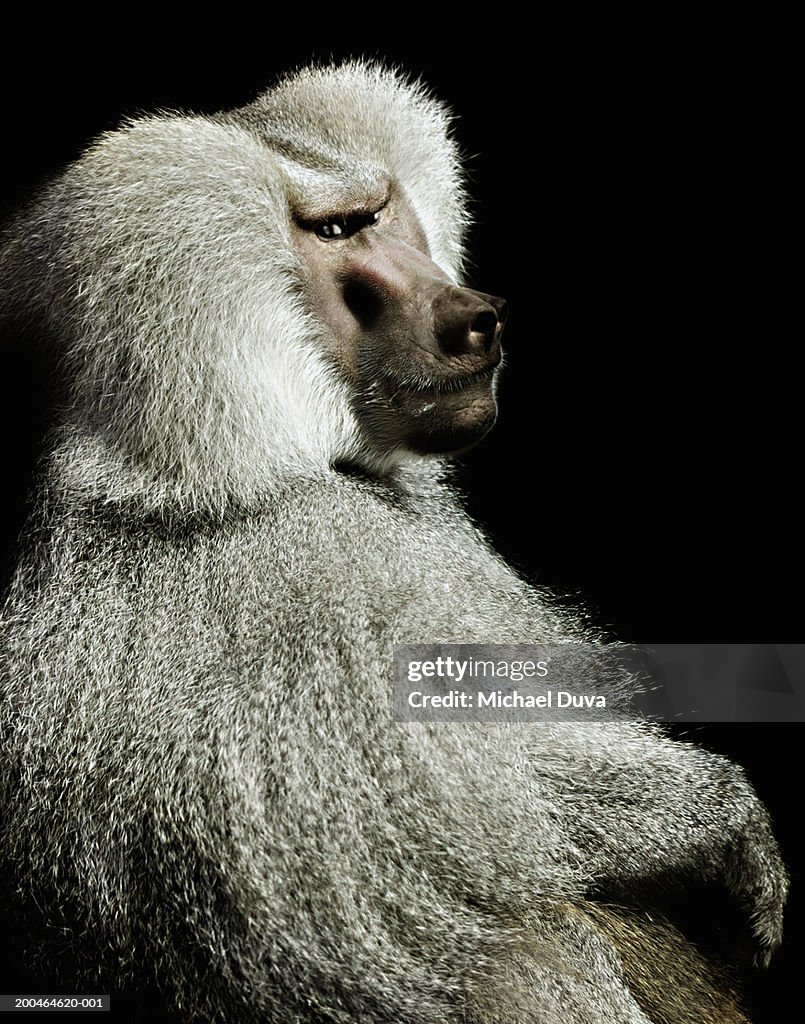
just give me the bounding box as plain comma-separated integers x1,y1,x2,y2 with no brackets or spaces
0,61,787,1023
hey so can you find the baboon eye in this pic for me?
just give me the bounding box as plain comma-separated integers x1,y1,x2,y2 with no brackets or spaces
314,210,381,241
315,218,346,239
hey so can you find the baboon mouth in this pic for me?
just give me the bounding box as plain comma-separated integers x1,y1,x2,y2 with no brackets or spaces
413,366,498,396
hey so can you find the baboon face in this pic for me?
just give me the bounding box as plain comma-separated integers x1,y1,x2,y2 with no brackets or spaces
293,183,507,456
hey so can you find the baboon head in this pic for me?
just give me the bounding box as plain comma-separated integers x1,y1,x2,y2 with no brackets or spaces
2,62,505,515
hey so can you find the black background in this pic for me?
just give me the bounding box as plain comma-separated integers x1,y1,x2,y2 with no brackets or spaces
0,18,799,1023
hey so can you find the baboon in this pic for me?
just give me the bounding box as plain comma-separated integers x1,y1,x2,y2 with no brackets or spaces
0,61,788,1023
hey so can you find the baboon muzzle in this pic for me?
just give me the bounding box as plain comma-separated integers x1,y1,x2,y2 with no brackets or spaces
342,232,507,373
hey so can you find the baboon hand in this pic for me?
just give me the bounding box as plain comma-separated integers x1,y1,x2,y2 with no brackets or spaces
727,799,788,966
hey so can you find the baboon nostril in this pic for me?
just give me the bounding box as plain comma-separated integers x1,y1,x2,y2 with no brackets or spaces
433,289,507,357
471,310,499,340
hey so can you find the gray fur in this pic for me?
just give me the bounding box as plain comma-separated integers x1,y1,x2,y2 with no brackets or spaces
0,62,787,1023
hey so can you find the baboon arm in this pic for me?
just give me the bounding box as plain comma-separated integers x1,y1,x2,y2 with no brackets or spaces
538,722,787,963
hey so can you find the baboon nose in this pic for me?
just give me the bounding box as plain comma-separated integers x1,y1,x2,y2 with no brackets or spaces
433,288,507,362
470,295,507,354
